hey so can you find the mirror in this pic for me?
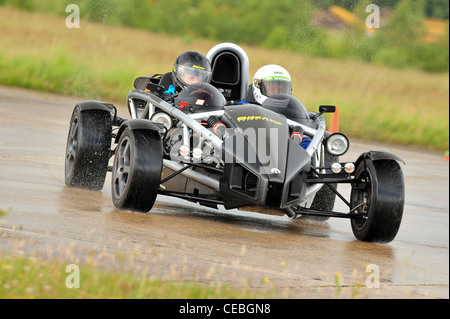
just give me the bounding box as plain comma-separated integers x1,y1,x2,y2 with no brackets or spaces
134,76,152,90
133,76,165,93
319,105,336,113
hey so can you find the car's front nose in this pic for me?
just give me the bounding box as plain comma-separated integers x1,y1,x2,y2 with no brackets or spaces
220,136,311,210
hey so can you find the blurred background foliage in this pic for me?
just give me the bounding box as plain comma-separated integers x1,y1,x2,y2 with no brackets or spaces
1,0,448,72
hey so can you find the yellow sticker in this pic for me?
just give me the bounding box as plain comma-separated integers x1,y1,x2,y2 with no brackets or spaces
236,115,283,126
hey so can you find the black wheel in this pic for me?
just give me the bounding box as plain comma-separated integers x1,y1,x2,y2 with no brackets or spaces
350,159,404,243
65,106,112,190
305,149,338,221
111,127,163,212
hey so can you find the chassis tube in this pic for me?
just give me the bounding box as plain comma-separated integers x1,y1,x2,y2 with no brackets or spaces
286,117,327,157
286,117,326,211
163,159,220,191
305,116,326,157
128,98,138,119
286,119,317,137
127,90,223,150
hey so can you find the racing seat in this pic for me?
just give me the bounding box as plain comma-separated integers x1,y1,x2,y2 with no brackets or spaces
158,72,173,91
206,43,250,103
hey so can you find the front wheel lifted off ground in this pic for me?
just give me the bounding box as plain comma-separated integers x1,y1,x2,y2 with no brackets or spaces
350,159,405,243
111,127,163,212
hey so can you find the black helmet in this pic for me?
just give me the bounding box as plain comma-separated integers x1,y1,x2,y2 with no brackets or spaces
261,94,309,122
172,51,212,92
175,83,226,113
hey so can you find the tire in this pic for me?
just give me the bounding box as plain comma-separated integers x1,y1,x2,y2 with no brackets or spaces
65,106,112,190
350,159,404,243
305,149,339,221
111,127,163,212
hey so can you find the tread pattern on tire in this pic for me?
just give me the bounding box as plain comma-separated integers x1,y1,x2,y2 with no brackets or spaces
111,128,163,212
65,107,111,191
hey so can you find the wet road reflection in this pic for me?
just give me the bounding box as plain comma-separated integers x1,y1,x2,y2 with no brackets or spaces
0,86,448,298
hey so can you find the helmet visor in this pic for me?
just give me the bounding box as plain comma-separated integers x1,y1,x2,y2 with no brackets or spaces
260,77,292,97
177,65,212,86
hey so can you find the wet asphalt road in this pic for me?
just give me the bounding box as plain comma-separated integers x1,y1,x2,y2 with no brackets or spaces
0,86,448,298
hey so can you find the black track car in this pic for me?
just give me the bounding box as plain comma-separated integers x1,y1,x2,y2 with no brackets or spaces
65,43,405,243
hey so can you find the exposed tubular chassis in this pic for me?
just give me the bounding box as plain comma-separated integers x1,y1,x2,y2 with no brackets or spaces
125,89,357,220
65,44,405,243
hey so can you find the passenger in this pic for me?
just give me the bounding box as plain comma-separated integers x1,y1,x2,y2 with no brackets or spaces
240,64,292,104
241,65,311,149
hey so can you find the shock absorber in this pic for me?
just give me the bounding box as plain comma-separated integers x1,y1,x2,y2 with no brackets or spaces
290,125,304,145
207,116,226,139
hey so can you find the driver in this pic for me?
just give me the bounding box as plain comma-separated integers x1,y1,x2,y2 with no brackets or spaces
165,51,213,95
241,64,292,104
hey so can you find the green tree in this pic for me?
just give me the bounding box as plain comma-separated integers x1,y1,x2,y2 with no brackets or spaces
425,0,449,19
286,0,326,55
378,0,427,46
84,0,114,23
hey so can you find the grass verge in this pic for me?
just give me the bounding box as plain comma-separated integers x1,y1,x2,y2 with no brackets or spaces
0,6,448,150
0,253,276,299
